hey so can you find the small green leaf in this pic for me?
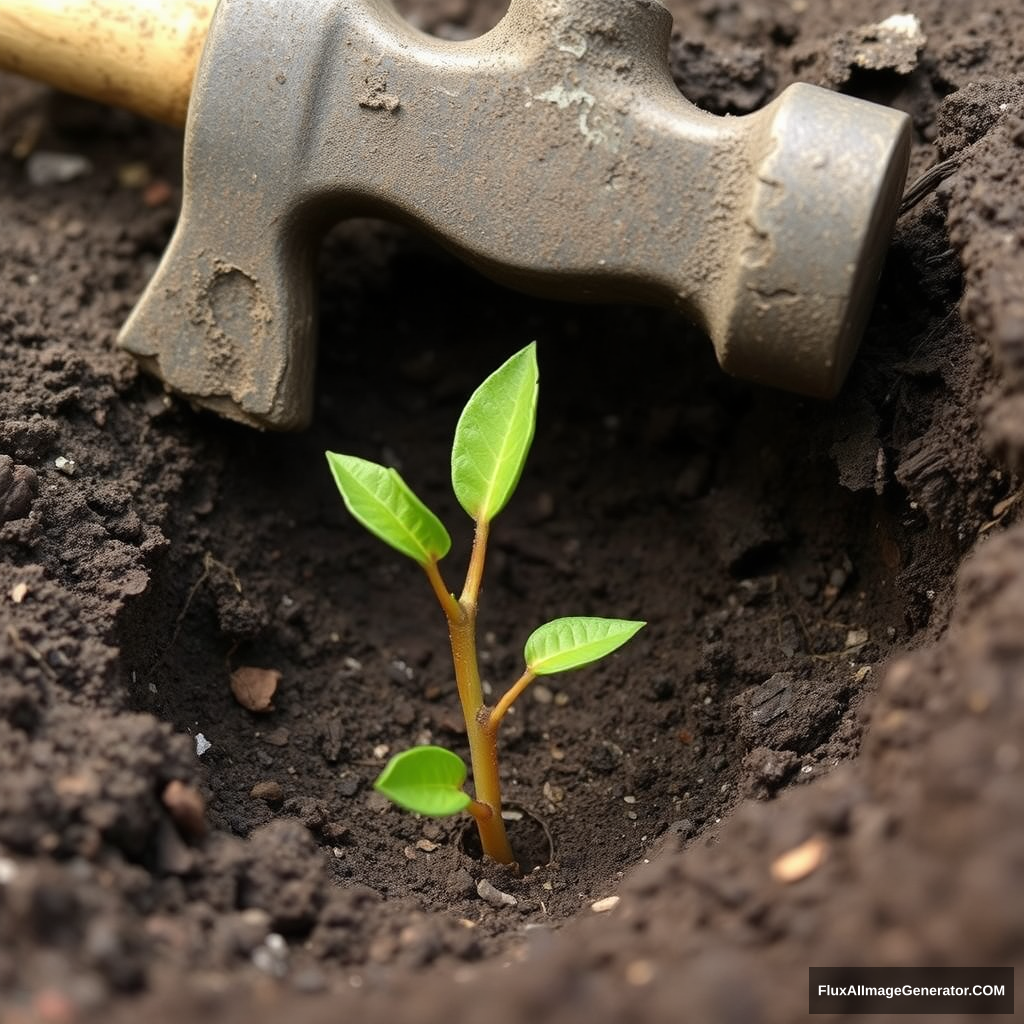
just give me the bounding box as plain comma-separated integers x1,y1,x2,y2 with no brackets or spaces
525,617,646,675
374,746,471,817
326,452,450,566
452,343,539,524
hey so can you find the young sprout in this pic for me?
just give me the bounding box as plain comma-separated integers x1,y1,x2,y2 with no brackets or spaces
326,343,644,865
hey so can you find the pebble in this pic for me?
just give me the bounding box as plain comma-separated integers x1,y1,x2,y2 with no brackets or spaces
250,780,283,804
844,628,869,650
625,959,656,986
591,895,620,913
230,666,279,712
477,879,517,908
531,684,553,704
117,161,151,188
10,582,28,604
770,835,828,883
263,727,290,747
195,734,212,756
26,151,93,186
252,933,289,977
543,781,564,804
162,780,207,837
54,455,77,476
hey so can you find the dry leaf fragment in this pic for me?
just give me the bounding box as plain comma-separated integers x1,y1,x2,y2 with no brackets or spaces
230,666,280,712
770,835,827,883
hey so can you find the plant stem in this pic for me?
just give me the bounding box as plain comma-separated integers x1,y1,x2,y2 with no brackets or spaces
424,527,514,865
423,557,463,623
462,518,489,612
488,668,537,731
447,606,514,864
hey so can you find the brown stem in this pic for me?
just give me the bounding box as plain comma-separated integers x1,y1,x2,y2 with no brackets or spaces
461,518,489,612
447,605,514,865
422,557,463,624
488,668,537,731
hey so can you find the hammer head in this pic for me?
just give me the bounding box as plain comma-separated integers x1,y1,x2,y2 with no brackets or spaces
119,0,910,430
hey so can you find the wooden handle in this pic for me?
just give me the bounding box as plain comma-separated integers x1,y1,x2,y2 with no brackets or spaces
0,0,217,126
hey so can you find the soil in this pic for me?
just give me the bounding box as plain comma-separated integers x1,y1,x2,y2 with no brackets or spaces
1,1,1023,1021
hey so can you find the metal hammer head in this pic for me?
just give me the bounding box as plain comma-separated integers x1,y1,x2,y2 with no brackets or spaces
119,0,911,430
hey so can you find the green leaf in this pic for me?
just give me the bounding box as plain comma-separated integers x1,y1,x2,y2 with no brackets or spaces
374,746,471,817
325,452,451,566
452,343,539,524
525,617,646,675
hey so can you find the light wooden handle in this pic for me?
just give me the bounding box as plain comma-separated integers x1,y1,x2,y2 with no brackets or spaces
0,0,217,126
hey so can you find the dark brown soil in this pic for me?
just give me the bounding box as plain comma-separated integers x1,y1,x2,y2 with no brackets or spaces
2,1,1023,1021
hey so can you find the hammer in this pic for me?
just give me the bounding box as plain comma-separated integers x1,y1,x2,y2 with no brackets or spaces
1,0,910,430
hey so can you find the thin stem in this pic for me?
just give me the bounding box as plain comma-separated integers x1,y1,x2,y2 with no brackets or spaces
466,799,492,823
423,557,462,624
461,518,490,612
488,667,537,732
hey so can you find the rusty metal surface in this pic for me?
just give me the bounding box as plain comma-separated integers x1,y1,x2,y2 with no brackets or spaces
119,0,911,430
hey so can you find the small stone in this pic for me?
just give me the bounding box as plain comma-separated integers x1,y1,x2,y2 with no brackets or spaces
230,666,280,712
372,744,390,759
591,895,620,913
54,455,77,476
625,959,656,986
162,780,207,837
543,781,564,804
415,839,439,852
623,795,637,804
195,733,212,756
844,629,869,650
250,780,284,804
143,179,174,207
252,933,289,977
770,835,828,883
263,727,290,747
9,582,28,604
26,151,93,186
117,161,151,188
0,457,38,523
532,684,554,704
553,692,570,707
477,879,517,908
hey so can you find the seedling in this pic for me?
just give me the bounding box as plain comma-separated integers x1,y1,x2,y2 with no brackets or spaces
326,344,644,865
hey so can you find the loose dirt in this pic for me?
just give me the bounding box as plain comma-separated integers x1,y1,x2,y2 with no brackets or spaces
1,1,1022,1022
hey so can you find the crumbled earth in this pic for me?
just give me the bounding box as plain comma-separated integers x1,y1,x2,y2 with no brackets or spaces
1,1,1022,1021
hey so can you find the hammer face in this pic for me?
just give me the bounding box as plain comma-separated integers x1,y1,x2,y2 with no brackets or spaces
118,0,910,430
